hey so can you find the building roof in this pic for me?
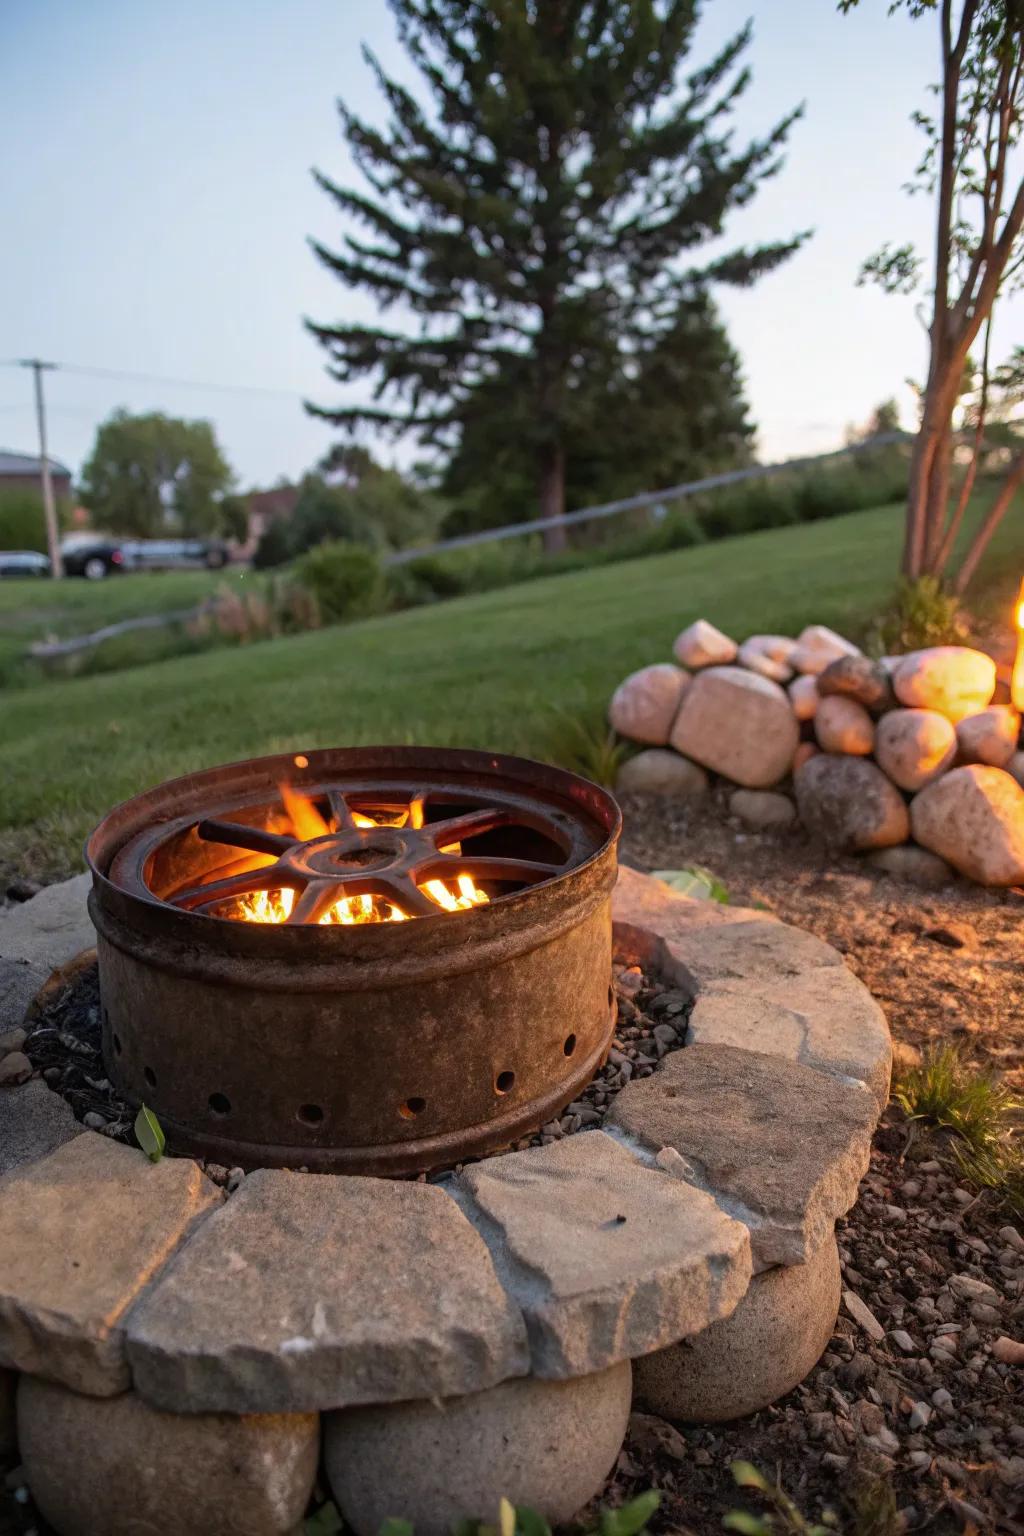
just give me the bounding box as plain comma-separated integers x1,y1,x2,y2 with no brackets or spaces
0,449,72,478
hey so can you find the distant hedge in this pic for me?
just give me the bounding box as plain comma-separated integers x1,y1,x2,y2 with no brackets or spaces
0,489,49,553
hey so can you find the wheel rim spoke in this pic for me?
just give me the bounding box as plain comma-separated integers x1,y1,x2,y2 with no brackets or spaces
197,819,295,858
168,866,283,911
428,807,512,845
326,789,356,831
427,854,561,885
285,880,338,925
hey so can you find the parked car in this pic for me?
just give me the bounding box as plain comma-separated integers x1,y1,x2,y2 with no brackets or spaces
0,549,50,578
59,535,125,580
121,537,229,571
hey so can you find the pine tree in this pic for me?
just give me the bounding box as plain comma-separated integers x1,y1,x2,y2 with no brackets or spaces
440,289,754,534
308,0,806,550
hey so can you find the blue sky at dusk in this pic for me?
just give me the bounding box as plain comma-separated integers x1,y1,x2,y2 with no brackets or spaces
2,0,1020,493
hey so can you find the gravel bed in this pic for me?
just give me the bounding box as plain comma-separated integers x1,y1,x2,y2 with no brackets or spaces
21,956,690,1185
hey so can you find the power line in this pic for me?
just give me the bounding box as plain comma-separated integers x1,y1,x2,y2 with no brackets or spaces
0,358,306,401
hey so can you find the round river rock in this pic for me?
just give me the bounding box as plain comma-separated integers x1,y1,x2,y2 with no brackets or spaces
794,754,909,852
324,1362,633,1536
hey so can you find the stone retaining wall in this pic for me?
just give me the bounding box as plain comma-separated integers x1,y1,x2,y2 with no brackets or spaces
0,869,891,1536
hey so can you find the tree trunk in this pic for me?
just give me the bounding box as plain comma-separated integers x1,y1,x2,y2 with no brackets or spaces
953,451,1024,595
922,419,953,574
933,319,991,576
904,419,940,578
539,442,568,553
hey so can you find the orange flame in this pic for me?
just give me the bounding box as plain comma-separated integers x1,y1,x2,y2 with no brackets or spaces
1013,579,1024,713
233,786,489,925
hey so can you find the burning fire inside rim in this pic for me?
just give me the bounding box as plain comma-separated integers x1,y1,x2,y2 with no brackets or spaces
234,783,490,926
128,751,585,931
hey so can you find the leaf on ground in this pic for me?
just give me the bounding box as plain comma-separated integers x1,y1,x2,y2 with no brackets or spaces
134,1103,165,1163
652,866,730,903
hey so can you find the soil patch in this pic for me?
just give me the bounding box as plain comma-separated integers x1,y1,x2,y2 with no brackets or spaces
620,788,1024,1095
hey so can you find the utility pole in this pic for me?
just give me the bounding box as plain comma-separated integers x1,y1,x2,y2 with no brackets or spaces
19,359,63,578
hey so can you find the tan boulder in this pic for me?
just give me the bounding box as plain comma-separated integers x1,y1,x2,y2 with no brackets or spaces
325,1364,632,1536
910,765,1024,885
795,754,909,852
814,696,874,756
615,749,709,798
633,1237,841,1423
788,675,819,722
893,646,996,723
863,845,953,889
17,1376,319,1536
673,619,737,669
1008,749,1024,788
669,667,799,788
609,664,688,745
955,706,1020,768
790,626,860,676
729,789,796,830
816,655,895,714
737,639,793,684
875,708,957,792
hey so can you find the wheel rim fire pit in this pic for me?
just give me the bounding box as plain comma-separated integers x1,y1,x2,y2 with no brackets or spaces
86,746,621,1175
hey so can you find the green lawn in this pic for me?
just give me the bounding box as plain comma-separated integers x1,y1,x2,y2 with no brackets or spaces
0,566,251,686
2,497,1022,884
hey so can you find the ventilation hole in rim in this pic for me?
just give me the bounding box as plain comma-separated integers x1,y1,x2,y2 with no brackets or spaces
563,1033,577,1057
113,1033,123,1057
608,983,615,1007
143,1066,157,1089
495,1070,516,1095
208,1092,231,1116
297,1103,324,1126
399,1096,426,1119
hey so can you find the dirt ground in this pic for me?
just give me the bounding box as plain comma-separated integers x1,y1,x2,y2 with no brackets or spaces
620,790,1024,1096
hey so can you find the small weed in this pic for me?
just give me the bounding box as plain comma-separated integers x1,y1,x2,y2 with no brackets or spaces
951,1136,1024,1220
893,1045,1023,1215
866,575,969,656
893,1045,1021,1151
544,706,633,788
724,1461,837,1536
849,1477,902,1536
326,1492,662,1536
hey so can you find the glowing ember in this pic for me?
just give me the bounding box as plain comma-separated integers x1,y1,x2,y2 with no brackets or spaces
231,786,490,925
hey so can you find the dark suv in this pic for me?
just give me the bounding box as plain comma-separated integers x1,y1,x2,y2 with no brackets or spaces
59,535,125,580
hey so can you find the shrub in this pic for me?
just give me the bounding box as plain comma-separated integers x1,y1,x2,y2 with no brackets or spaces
0,488,49,552
402,554,469,599
867,575,969,655
253,520,293,570
294,541,384,623
543,706,633,787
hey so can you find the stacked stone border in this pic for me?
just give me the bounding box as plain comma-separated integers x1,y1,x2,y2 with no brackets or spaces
0,869,891,1536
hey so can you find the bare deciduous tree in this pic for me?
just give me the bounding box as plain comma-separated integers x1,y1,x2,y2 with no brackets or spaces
843,0,1024,591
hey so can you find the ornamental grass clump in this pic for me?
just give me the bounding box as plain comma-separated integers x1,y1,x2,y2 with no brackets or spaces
893,1044,1024,1217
